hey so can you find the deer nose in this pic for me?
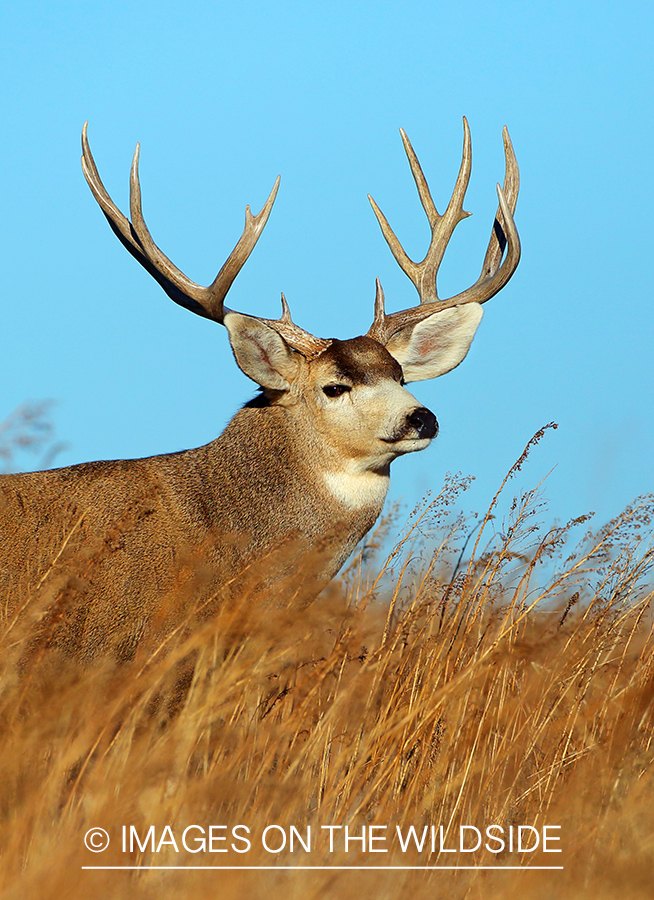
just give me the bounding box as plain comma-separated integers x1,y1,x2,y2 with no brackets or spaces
407,407,438,439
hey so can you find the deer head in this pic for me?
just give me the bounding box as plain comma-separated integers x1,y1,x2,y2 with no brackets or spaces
81,120,519,484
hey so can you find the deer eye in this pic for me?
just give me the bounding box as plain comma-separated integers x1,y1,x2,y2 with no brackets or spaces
323,384,351,398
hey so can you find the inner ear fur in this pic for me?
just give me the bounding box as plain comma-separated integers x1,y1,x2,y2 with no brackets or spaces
224,312,301,390
385,303,484,382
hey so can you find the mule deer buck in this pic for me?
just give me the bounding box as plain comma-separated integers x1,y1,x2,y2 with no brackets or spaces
0,119,519,661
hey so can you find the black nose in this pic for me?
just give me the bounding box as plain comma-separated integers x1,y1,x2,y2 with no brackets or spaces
407,407,438,439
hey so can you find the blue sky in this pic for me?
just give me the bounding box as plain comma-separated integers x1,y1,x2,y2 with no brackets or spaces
1,0,652,536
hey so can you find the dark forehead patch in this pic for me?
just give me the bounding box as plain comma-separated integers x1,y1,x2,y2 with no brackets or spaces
319,336,403,385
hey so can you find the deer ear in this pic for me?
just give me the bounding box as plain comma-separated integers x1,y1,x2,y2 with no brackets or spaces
385,303,484,383
224,312,300,390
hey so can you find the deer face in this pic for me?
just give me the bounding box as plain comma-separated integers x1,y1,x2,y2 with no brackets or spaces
307,336,438,470
225,317,439,474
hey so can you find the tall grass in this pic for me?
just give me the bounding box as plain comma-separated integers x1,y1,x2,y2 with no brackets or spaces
1,426,652,899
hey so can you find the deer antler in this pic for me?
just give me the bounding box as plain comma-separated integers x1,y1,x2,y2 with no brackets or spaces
81,123,331,359
367,118,520,345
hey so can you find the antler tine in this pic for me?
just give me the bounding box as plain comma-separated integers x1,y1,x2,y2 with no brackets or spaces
477,126,520,282
367,121,520,345
203,179,280,319
443,128,520,307
261,294,332,360
82,122,280,323
368,277,387,338
128,142,214,313
82,123,211,318
82,123,147,262
368,118,472,306
409,117,472,302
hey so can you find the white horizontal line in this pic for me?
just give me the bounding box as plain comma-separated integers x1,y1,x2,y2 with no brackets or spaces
82,865,564,871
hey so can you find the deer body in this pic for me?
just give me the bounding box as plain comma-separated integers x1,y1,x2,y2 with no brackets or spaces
0,121,520,660
0,397,383,658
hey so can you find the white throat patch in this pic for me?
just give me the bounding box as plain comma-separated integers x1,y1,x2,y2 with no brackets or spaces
322,466,390,510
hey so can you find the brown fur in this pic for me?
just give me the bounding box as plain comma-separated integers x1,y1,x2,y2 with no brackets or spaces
0,340,396,661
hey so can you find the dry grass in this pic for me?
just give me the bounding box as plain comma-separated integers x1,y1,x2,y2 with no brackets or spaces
1,424,653,899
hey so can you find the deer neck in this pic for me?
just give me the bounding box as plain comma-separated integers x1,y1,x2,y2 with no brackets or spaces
204,405,389,547
218,404,389,511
